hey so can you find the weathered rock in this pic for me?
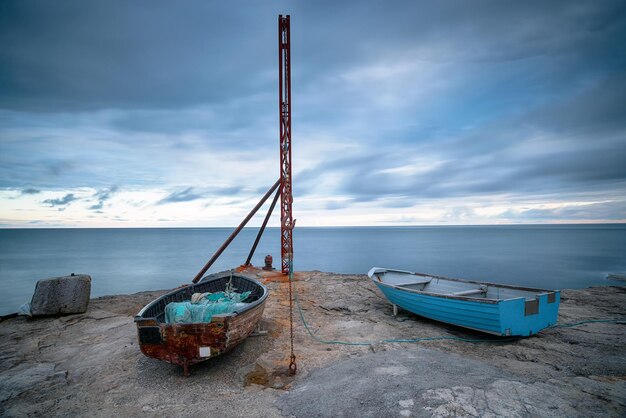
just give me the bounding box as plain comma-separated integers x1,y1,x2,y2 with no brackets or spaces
277,348,626,418
607,273,626,282
30,274,91,316
0,363,68,403
0,270,624,417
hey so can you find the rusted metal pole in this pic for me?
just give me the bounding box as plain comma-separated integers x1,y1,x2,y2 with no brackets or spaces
244,187,280,266
192,179,280,283
279,14,294,275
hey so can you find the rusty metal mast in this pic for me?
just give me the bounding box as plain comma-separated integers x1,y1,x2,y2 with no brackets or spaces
279,15,294,275
191,17,294,284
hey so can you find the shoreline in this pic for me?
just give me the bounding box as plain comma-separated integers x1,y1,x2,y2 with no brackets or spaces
1,269,625,417
1,279,622,319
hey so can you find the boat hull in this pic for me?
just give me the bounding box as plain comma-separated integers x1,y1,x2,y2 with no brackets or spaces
135,271,267,374
369,268,559,337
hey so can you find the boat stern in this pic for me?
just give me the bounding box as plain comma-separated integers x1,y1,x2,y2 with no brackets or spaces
499,291,561,336
135,317,230,367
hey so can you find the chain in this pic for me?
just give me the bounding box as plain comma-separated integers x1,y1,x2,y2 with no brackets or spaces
288,254,297,375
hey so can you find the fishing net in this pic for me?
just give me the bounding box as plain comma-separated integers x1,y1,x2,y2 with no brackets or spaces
164,290,252,324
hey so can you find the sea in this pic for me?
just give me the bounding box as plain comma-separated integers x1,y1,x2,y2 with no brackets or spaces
0,224,625,315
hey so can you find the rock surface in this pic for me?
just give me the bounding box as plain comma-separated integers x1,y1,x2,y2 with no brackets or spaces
0,269,624,417
30,274,91,316
607,273,626,282
277,348,626,417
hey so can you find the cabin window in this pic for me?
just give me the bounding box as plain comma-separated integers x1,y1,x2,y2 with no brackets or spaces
524,299,539,316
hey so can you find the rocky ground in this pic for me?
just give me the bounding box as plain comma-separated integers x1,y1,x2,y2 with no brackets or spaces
1,269,624,417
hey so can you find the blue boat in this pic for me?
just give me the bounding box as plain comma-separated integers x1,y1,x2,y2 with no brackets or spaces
368,267,560,337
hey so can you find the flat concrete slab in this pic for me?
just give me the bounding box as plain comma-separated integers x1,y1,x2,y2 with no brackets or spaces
278,347,626,417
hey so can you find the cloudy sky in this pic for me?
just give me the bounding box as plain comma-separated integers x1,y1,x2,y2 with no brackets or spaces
1,0,625,227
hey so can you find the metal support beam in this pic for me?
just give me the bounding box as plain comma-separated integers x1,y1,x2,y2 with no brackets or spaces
279,14,294,274
191,179,280,283
244,187,280,266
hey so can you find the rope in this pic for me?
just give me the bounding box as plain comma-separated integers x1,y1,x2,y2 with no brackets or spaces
292,283,624,346
548,319,625,328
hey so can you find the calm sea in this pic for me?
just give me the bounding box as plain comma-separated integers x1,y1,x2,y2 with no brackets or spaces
0,225,625,315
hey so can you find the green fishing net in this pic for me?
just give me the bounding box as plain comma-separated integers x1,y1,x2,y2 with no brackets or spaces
164,290,252,324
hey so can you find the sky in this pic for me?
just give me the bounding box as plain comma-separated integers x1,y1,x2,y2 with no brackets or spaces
1,0,625,227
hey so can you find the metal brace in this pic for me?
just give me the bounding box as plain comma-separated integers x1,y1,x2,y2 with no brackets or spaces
250,323,268,337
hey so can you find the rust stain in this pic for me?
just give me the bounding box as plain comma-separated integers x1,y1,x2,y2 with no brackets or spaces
236,264,255,273
259,271,304,284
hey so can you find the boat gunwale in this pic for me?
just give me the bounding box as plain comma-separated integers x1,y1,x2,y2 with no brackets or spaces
134,271,268,323
369,267,559,304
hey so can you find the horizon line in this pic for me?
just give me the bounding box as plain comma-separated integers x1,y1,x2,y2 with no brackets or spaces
1,222,625,230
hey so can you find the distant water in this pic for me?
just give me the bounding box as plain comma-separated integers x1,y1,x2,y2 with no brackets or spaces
0,225,625,315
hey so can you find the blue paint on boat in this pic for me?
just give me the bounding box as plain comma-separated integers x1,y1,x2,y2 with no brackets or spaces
369,267,560,337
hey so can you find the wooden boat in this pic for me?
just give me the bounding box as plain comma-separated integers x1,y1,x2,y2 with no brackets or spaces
135,271,268,375
368,267,560,337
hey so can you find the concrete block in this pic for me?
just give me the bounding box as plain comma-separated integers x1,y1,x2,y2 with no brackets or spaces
30,274,91,316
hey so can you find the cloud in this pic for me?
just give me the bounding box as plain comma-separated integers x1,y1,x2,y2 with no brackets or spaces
502,201,626,222
21,188,40,195
158,187,203,204
329,73,626,205
444,207,478,222
325,200,349,210
0,1,625,225
0,1,277,111
89,186,118,210
211,185,243,196
45,160,74,177
1,1,623,113
43,193,78,207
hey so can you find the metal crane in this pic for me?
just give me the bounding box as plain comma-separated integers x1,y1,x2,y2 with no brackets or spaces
190,14,297,375
192,15,295,282
279,15,294,275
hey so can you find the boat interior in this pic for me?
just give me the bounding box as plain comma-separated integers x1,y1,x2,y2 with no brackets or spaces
137,274,267,323
373,269,552,301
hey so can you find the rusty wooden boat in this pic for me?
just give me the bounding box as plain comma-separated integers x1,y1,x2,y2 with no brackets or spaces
135,271,268,375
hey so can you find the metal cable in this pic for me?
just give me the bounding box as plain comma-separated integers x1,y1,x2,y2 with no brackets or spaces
288,256,297,374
